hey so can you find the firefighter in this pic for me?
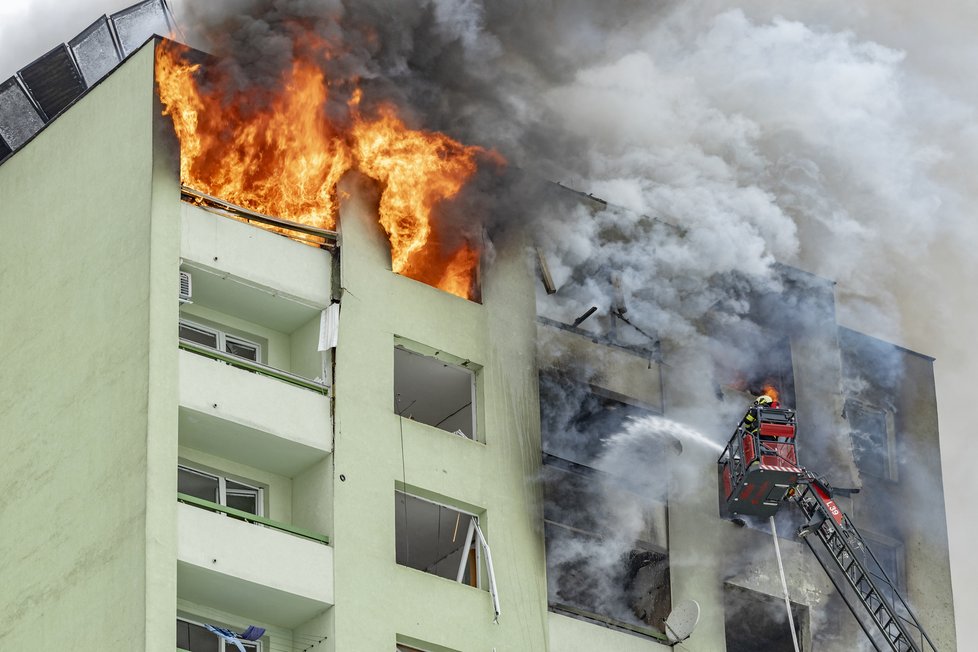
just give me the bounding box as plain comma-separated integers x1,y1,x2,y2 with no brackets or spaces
741,394,773,434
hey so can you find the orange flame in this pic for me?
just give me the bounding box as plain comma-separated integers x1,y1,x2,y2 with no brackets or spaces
762,384,780,404
155,39,496,299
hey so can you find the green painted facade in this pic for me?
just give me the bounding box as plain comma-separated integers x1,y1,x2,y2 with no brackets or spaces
0,45,180,651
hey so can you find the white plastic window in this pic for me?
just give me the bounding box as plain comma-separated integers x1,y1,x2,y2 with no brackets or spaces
394,491,499,621
179,319,262,363
178,465,263,517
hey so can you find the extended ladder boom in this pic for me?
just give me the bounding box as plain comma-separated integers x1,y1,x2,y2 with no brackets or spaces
792,479,938,652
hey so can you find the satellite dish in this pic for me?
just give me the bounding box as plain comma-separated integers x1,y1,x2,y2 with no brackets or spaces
664,599,700,644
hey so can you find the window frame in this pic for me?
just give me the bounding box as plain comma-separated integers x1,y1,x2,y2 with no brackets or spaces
846,399,898,481
393,342,480,442
178,464,264,517
394,491,481,587
393,489,500,621
179,318,263,363
177,616,262,652
860,529,906,592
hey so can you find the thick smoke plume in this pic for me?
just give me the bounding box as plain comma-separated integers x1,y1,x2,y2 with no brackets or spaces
171,1,968,337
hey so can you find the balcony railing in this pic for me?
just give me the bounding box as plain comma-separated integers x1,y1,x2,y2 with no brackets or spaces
179,339,328,394
177,492,330,545
550,603,670,643
182,185,339,250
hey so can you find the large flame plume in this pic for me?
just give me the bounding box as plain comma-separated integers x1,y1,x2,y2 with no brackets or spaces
155,39,497,300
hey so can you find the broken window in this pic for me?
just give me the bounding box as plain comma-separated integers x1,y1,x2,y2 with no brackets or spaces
177,618,260,652
178,465,264,516
180,318,262,363
393,344,477,440
846,401,895,480
724,584,807,652
861,531,905,591
545,516,670,634
538,373,653,468
394,491,500,618
715,333,796,408
539,373,672,637
395,492,479,584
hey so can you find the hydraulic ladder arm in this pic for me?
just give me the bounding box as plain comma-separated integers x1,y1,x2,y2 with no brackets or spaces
791,478,939,652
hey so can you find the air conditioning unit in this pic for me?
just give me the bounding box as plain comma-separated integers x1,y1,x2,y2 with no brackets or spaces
179,271,193,304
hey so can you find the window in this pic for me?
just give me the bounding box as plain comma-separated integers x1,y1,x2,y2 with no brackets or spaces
862,531,905,592
393,345,477,440
724,584,807,652
178,465,263,516
545,521,671,633
177,618,260,652
180,319,262,362
394,491,500,619
539,375,672,636
846,401,896,480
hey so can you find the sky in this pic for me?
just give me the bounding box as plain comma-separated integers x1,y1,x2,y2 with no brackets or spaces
1,0,975,644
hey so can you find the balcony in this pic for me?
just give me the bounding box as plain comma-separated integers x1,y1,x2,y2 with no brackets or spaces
178,349,331,476
180,201,332,309
537,319,662,412
177,499,333,629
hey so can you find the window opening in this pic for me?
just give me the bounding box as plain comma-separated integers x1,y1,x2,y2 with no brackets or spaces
861,531,905,592
393,346,476,440
395,491,500,620
846,401,895,480
545,520,670,634
723,584,807,652
178,465,263,516
179,318,261,362
177,618,260,652
539,376,671,636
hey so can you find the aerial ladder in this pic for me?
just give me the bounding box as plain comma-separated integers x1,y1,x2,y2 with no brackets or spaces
717,396,940,652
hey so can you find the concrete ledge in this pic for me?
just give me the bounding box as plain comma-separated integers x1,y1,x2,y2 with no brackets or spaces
177,502,333,628
179,349,331,477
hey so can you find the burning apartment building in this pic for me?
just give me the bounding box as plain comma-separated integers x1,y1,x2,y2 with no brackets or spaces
0,1,959,651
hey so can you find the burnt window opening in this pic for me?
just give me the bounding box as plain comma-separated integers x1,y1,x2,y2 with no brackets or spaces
539,373,656,469
540,371,672,637
545,521,671,635
394,344,479,440
724,584,808,652
714,332,796,408
845,400,896,481
543,460,670,636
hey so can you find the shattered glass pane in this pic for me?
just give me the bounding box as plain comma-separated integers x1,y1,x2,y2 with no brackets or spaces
0,78,44,150
69,16,122,87
111,0,171,56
